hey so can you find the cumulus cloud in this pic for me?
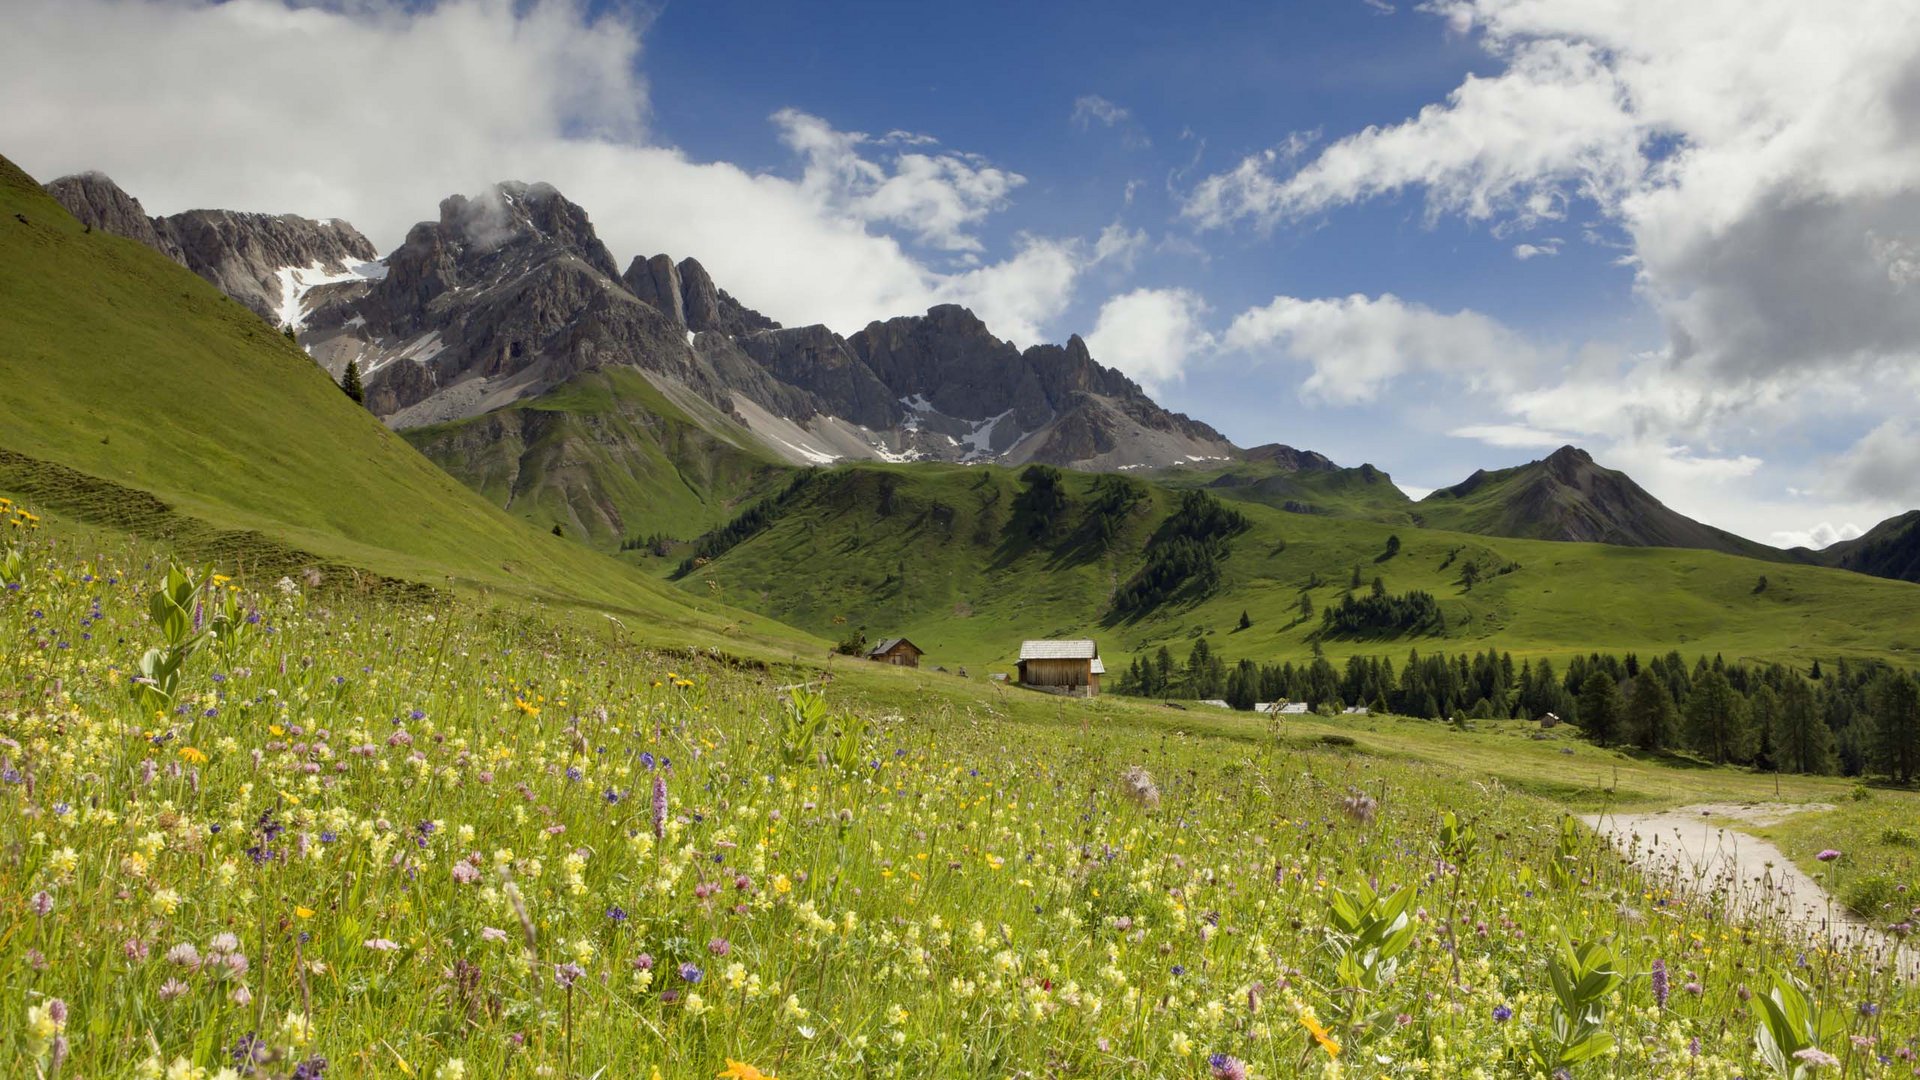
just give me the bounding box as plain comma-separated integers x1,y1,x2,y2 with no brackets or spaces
1083,288,1214,389
1184,0,1920,392
1222,293,1545,403
1512,239,1561,259
773,107,1024,253
1831,419,1920,504
1771,522,1864,550
0,0,1093,344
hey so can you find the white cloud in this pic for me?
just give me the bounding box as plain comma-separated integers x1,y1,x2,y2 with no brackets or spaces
1084,288,1214,389
1185,0,1920,392
1448,423,1575,449
1512,239,1561,259
1830,419,1920,504
773,107,1024,254
0,0,1088,345
1091,222,1150,271
1223,293,1545,403
1072,94,1151,150
1770,522,1864,550
1072,95,1131,128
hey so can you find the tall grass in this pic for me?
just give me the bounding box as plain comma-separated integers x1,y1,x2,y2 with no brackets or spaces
2,515,1914,1077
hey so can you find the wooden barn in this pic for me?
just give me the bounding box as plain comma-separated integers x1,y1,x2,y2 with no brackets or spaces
867,637,923,668
1015,639,1102,697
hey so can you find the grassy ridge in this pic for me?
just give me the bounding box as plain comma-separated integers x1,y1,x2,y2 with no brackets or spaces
0,153,811,655
676,463,1920,675
404,366,788,550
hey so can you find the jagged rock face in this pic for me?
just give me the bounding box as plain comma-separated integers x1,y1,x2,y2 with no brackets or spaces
159,210,376,322
624,254,685,326
44,171,375,323
43,172,183,260
53,171,1247,472
305,184,703,425
673,256,779,337
852,304,1053,429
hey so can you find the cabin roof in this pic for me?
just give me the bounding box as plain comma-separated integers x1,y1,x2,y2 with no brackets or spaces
868,637,919,656
1018,639,1099,661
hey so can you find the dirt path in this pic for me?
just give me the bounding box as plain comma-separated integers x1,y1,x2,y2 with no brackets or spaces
1582,803,1917,979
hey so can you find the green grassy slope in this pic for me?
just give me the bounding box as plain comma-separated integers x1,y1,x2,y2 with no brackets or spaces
677,463,1920,675
1149,459,1417,523
0,152,813,654
403,366,789,549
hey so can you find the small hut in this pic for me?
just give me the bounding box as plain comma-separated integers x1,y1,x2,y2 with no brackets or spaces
1015,639,1101,697
1537,711,1561,729
866,637,923,668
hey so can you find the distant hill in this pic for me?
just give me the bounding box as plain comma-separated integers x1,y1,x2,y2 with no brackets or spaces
1414,445,1792,563
672,462,1920,674
1801,510,1920,583
0,152,799,651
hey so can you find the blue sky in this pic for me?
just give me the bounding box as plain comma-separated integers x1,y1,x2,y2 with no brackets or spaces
5,0,1919,545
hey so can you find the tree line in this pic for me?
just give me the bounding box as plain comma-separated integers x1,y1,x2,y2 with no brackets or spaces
1112,641,1920,782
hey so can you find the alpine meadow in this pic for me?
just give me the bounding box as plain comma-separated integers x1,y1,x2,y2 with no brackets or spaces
5,3,1920,1079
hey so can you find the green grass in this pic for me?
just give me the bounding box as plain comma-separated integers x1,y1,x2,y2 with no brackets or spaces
675,462,1920,676
5,519,1917,1078
0,152,813,658
1147,460,1417,524
404,366,788,550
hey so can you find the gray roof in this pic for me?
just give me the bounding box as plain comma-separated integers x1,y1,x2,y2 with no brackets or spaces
1018,639,1098,661
1090,657,1105,675
868,637,918,656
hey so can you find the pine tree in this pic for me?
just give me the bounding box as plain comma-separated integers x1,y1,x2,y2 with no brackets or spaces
340,359,365,404
1871,669,1920,783
1577,671,1622,746
1625,676,1675,752
1684,668,1752,764
1238,610,1252,631
1775,675,1834,775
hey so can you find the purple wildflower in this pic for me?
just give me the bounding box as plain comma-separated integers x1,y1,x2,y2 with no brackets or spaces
1208,1053,1249,1080
554,962,586,989
1493,1004,1513,1022
1205,1053,1251,1076
651,775,668,840
678,961,702,983
1651,958,1669,1008
1817,849,1842,862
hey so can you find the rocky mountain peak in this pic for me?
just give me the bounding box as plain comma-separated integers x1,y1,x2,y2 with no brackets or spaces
435,182,619,281
46,170,376,323
43,172,182,259
624,254,685,326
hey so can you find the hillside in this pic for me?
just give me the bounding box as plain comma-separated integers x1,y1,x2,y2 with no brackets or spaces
674,462,1920,674
1804,509,1920,583
1414,445,1792,562
403,366,789,548
0,153,805,652
1146,444,1417,523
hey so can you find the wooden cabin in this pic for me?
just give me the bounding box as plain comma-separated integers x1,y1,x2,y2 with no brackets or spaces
1015,639,1101,697
866,637,923,668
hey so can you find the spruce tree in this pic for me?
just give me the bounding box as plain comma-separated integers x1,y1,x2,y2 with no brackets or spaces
1871,669,1920,783
1776,675,1834,775
1577,671,1622,746
1684,668,1752,764
1625,676,1675,752
340,359,365,404
1238,610,1252,631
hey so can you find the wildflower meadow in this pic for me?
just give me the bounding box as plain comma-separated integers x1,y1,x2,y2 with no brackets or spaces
2,514,1916,1078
